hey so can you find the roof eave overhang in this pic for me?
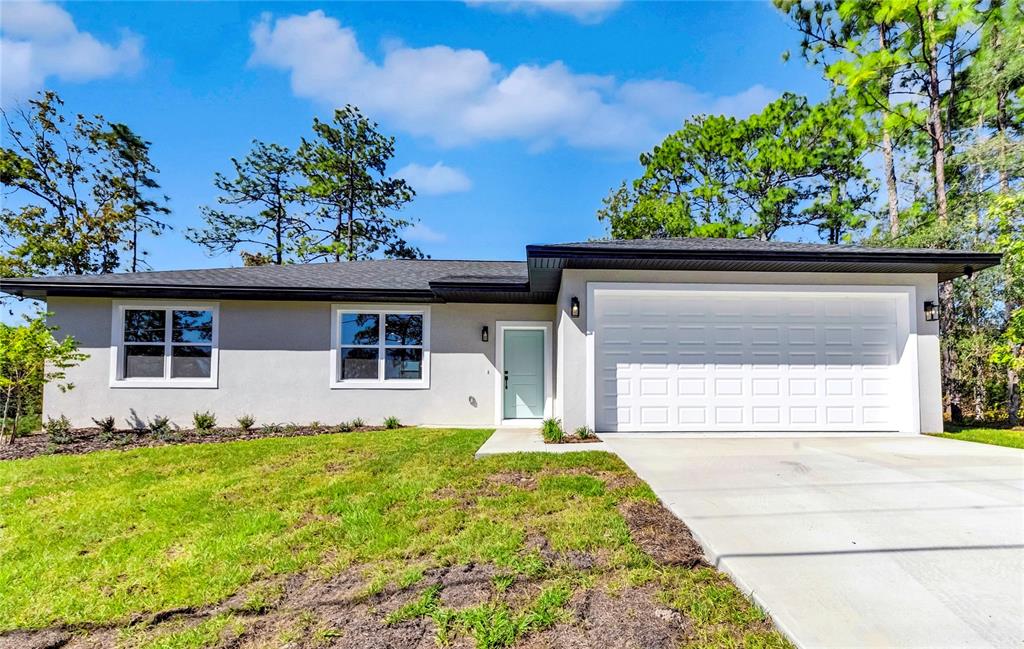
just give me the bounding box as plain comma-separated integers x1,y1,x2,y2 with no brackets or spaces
525,245,1002,286
0,282,442,303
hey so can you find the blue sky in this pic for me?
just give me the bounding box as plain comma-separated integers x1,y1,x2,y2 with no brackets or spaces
1,0,828,275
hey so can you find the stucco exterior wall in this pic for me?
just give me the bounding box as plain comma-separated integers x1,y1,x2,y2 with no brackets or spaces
555,269,943,434
44,298,555,428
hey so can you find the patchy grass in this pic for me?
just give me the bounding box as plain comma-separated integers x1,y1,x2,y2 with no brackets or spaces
932,426,1024,449
0,428,790,648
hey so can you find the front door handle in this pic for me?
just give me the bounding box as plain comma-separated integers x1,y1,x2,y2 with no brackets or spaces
504,370,508,390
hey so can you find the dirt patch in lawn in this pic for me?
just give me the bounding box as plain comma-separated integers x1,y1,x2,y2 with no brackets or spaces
0,548,696,649
0,425,394,461
521,585,689,649
485,470,539,491
619,500,707,568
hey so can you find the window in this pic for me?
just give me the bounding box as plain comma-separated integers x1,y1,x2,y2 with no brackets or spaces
331,305,430,388
111,303,219,387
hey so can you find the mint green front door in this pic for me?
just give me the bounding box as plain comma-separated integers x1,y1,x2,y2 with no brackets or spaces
503,329,545,419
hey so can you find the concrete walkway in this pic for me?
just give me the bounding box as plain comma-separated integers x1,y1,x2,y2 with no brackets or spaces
475,427,610,458
601,434,1024,649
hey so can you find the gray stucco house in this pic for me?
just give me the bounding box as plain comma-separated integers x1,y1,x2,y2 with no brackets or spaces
1,238,1000,434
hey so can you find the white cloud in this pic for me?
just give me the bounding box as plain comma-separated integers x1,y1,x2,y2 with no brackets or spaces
405,222,447,243
465,0,623,24
249,11,776,151
398,161,472,195
0,0,143,101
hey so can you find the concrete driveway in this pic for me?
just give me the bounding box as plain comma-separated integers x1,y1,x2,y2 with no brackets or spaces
601,434,1024,649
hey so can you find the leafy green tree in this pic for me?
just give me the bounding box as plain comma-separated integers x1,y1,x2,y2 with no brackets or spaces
775,0,905,234
0,313,88,444
1,91,170,277
297,105,421,261
187,141,308,265
600,94,873,242
99,124,171,272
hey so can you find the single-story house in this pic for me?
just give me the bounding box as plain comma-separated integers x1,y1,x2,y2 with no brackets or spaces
1,238,1000,434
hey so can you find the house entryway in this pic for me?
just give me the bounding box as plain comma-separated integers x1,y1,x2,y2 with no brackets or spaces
495,321,552,425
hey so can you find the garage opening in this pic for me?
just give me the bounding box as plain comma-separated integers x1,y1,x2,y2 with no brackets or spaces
590,284,918,433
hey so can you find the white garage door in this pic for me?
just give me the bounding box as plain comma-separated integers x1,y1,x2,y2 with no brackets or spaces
593,286,913,432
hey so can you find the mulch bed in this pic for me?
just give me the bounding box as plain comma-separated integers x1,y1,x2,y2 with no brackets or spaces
0,425,388,462
544,435,603,445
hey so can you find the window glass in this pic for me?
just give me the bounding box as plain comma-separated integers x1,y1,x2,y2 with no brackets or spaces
385,314,423,346
385,348,422,380
340,313,379,346
124,310,166,342
171,345,212,378
341,348,379,379
125,344,165,378
172,310,213,343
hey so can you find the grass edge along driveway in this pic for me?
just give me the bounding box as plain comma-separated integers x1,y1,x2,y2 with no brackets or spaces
931,426,1024,449
0,427,790,648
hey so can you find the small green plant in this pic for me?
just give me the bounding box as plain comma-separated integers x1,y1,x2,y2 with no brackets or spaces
350,417,366,428
45,415,73,444
148,415,172,438
261,423,283,435
236,414,255,431
193,411,217,432
334,421,354,433
541,417,564,443
92,416,116,440
574,425,594,439
283,422,299,434
383,415,402,430
385,584,441,624
309,420,324,431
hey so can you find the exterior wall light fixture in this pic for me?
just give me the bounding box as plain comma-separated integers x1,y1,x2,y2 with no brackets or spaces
481,325,489,342
924,300,939,322
570,296,580,318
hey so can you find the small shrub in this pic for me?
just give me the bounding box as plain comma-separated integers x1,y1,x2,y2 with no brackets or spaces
92,416,116,440
309,420,324,431
541,417,564,443
350,417,366,429
574,425,594,440
261,423,283,435
148,415,173,438
237,414,255,431
283,422,299,434
334,421,354,433
45,415,73,444
92,416,116,434
383,416,401,430
193,411,217,432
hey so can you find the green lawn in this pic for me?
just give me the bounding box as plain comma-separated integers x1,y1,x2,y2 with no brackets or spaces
0,428,789,648
932,426,1024,449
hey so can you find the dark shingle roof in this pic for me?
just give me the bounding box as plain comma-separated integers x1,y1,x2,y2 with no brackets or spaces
0,260,535,302
5,259,525,290
0,237,1002,302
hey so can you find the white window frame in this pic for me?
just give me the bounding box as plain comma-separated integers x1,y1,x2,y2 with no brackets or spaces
330,304,431,389
109,300,220,389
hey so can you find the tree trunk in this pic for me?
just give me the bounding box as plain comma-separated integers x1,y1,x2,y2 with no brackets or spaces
878,22,901,236
1009,359,1021,427
923,2,949,225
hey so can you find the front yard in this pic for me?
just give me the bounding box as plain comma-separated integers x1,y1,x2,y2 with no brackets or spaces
0,428,789,649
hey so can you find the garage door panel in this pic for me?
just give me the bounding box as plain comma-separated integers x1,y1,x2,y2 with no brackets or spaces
594,288,908,433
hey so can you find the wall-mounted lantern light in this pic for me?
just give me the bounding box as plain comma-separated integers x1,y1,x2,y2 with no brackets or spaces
570,296,580,318
924,300,939,322
481,325,489,342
